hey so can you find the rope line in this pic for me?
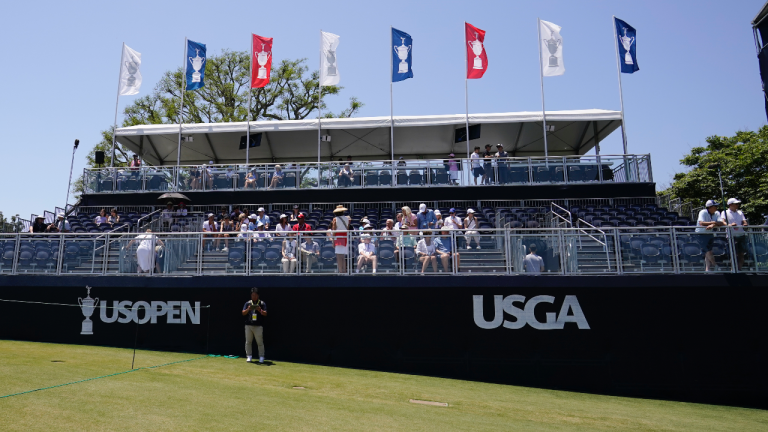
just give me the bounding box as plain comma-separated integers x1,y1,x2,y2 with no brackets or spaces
0,355,212,400
0,299,211,309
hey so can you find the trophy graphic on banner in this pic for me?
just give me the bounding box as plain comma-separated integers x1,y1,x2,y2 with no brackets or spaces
189,49,206,83
394,37,411,73
77,286,99,335
256,43,271,79
468,32,484,69
325,49,337,76
619,28,635,65
125,61,139,87
543,31,562,67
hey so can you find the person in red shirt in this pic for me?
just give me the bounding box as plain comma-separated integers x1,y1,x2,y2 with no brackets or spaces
292,214,312,232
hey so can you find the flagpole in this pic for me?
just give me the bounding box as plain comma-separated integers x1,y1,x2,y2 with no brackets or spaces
537,19,549,163
246,35,252,167
464,23,470,159
318,30,322,164
177,37,187,173
390,26,394,161
612,16,629,155
110,43,124,168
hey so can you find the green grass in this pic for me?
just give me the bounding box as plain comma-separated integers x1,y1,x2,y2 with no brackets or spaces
0,341,765,431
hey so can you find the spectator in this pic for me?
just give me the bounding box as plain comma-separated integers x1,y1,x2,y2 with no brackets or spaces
215,206,227,222
359,217,371,231
30,215,47,234
495,144,509,185
446,153,460,185
401,206,417,230
127,229,164,274
356,234,377,274
482,144,493,185
434,228,459,271
107,208,121,228
129,154,141,178
242,287,267,363
470,146,483,186
330,205,350,273
219,215,235,252
721,198,749,270
274,214,291,237
397,157,406,167
434,210,444,229
54,212,71,233
255,207,270,229
268,164,284,189
381,219,397,238
292,214,312,232
95,209,108,226
231,206,242,220
524,244,544,274
281,232,298,273
443,208,465,249
338,163,355,187
248,214,258,231
464,209,481,249
162,202,175,229
202,213,218,252
393,213,403,230
300,235,320,271
290,205,301,222
416,203,436,230
696,200,724,271
416,231,438,273
244,171,257,189
237,214,250,239
253,222,271,243
203,162,214,190
177,202,189,218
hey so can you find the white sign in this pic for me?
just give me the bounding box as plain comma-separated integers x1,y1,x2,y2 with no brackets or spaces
473,295,590,330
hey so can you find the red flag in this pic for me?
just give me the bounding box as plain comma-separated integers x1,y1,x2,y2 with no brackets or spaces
465,23,487,79
251,34,273,88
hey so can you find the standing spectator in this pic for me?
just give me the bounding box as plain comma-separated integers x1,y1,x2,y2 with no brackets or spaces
274,214,291,237
127,229,164,274
255,207,270,229
268,164,284,189
464,209,481,249
443,208,465,249
54,213,71,233
292,214,312,232
495,144,509,185
482,144,494,185
338,163,355,187
416,231,439,273
721,198,749,270
94,209,108,226
331,205,350,273
300,235,320,271
524,244,544,274
203,162,214,190
434,228,459,271
446,153,460,185
290,205,301,223
202,214,218,252
470,146,483,185
30,215,47,234
281,233,298,273
416,203,436,230
219,215,235,252
696,200,724,271
129,154,141,180
356,234,377,274
401,206,417,230
242,287,267,363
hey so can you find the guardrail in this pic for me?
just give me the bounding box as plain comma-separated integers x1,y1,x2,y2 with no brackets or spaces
1,224,765,277
81,154,653,194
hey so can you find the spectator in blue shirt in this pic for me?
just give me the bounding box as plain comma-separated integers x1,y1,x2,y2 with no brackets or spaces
434,228,459,271
416,203,436,230
255,207,270,228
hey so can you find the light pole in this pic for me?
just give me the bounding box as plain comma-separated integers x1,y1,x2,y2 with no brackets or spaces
708,163,728,224
65,139,80,220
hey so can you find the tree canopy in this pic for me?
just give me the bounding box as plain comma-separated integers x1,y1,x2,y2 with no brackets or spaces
658,126,768,222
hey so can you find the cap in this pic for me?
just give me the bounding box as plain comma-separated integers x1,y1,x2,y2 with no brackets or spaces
250,287,259,294
419,203,427,212
209,160,214,164
361,233,371,238
705,200,718,208
249,214,257,220
363,223,372,229
275,164,281,169
434,210,441,216
257,221,265,227
280,214,288,219
257,207,265,212
449,153,455,157
727,198,741,205
449,208,456,213
293,205,299,209
298,214,305,219
207,213,215,218
496,143,503,147
467,208,475,214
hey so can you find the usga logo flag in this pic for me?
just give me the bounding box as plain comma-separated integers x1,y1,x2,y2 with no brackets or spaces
320,31,340,86
186,39,207,91
465,22,488,79
252,34,273,88
615,17,639,73
392,28,413,82
540,20,565,77
118,44,142,96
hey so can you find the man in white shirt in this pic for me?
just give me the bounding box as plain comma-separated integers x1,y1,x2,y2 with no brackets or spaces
470,146,483,185
524,244,544,274
255,207,270,229
356,234,377,274
443,208,465,249
720,198,749,270
464,209,481,250
416,231,438,273
696,200,724,271
202,214,218,252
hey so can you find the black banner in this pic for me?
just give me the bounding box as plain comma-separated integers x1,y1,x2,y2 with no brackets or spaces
0,274,766,408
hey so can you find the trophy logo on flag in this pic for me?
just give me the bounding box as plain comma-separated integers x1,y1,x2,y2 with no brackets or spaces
394,37,412,73
256,44,271,79
468,32,484,69
619,28,635,65
325,49,337,76
544,31,562,67
125,61,139,87
77,286,99,335
189,49,206,83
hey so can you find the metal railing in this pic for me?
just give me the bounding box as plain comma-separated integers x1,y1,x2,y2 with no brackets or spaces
1,224,766,277
81,154,654,195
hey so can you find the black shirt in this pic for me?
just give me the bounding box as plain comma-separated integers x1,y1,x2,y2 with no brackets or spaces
244,299,267,326
31,222,47,233
483,151,493,165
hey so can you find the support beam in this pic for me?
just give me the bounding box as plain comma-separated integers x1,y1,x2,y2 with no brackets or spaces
204,133,219,164
592,121,601,155
264,131,275,161
144,135,163,165
512,122,524,157
575,121,591,154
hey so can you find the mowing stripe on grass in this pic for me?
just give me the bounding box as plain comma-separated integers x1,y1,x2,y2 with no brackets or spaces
0,355,211,400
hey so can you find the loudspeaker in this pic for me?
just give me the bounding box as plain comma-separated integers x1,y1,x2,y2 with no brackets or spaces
94,151,105,165
239,133,262,150
454,124,482,143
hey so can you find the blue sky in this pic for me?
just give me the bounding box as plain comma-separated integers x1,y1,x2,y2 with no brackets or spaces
0,0,764,219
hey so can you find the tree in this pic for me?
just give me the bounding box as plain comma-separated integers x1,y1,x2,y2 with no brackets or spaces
658,127,768,222
0,211,24,233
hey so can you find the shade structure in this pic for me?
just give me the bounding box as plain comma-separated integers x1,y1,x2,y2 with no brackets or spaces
114,109,622,166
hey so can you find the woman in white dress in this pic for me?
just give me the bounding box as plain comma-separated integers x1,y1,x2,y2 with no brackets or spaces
127,229,164,273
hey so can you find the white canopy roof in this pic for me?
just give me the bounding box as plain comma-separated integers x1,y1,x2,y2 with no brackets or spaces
115,109,621,166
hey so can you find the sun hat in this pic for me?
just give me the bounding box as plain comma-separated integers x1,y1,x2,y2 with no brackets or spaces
705,200,718,208
363,223,372,229
727,198,741,205
293,205,299,209
333,205,348,214
57,212,64,218
207,213,215,218
467,209,475,214
434,210,441,216
280,214,287,219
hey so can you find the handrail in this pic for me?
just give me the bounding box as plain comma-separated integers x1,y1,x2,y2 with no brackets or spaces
576,218,607,247
550,202,572,227
576,218,611,272
136,208,164,233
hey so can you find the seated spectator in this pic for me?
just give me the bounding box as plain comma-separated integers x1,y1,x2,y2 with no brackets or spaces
107,208,121,228
381,219,397,238
255,207,270,229
397,157,406,167
230,206,242,220
434,210,443,229
202,214,218,252
177,202,189,218
524,244,544,274
225,167,238,185
30,215,47,234
188,167,201,190
237,214,250,239
162,202,175,228
215,206,227,222
289,205,301,223
94,209,108,226
416,231,438,273
281,232,298,273
54,212,71,233
721,198,749,270
359,217,371,231
274,214,291,236
244,171,257,189
253,222,271,242
300,235,320,271
218,215,235,251
268,164,284,189
393,213,403,230
434,228,459,271
463,209,481,249
338,163,355,187
356,234,377,274
696,200,724,271
416,203,436,230
292,214,312,232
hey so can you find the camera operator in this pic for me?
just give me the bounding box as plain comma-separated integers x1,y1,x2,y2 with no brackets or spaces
242,287,267,363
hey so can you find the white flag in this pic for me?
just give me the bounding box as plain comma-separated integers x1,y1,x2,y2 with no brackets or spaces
320,31,340,86
118,44,142,96
539,20,564,77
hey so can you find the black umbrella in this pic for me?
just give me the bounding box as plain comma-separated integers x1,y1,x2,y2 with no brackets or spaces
157,193,191,204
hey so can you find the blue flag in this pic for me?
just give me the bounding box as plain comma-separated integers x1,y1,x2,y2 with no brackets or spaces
614,18,639,74
392,28,413,82
186,40,207,90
